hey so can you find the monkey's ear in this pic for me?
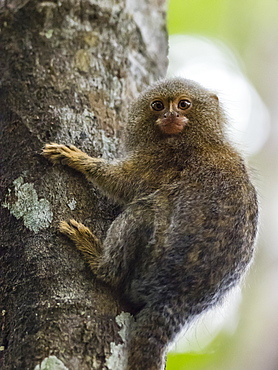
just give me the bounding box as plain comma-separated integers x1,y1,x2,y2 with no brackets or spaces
210,93,219,102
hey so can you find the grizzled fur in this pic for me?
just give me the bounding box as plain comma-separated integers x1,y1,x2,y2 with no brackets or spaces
43,78,258,370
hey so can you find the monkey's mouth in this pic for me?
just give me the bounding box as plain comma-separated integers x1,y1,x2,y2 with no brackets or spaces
156,116,188,135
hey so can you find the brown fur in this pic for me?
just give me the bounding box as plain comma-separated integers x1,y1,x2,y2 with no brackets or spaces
43,78,258,370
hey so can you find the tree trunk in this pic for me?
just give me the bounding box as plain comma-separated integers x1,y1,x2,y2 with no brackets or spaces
0,1,168,369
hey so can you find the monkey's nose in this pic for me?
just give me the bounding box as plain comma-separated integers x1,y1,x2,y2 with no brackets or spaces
164,111,179,118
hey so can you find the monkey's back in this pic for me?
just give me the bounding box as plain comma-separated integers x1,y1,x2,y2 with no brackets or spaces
125,148,258,319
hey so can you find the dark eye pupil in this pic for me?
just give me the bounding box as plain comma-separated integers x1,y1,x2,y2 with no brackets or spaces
178,100,191,109
151,101,164,111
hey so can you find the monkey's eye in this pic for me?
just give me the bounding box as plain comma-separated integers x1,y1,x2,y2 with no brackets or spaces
151,100,165,111
178,99,191,110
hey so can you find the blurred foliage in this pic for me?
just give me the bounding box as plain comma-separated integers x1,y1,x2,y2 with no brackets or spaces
167,352,214,370
166,332,231,370
167,0,278,54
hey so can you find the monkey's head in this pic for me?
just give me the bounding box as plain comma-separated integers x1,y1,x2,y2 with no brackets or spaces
126,78,226,150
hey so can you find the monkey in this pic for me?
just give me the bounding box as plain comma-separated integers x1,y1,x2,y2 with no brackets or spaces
42,77,258,370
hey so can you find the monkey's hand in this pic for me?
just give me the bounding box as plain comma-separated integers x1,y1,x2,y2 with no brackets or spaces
60,219,102,273
42,143,83,164
42,143,104,174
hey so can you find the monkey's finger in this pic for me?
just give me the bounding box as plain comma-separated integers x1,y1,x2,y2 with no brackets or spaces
42,144,73,163
59,219,101,255
66,144,82,153
67,219,95,238
59,220,77,237
50,143,82,153
42,143,72,155
60,219,91,236
41,151,69,164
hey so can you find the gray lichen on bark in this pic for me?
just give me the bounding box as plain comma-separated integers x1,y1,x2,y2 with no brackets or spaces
34,355,68,370
3,176,53,233
106,312,134,370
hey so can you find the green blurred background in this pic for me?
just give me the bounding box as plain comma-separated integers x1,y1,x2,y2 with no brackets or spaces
166,1,278,369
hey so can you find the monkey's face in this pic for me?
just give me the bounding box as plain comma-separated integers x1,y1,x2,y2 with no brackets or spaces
150,96,192,135
126,78,224,150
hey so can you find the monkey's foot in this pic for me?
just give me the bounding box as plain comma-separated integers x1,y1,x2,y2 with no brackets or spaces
60,219,102,271
42,143,85,167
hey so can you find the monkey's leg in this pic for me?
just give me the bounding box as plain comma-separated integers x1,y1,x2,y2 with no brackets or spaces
59,219,102,273
94,201,155,288
59,204,153,287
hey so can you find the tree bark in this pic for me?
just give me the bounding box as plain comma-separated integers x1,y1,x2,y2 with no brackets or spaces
0,1,168,369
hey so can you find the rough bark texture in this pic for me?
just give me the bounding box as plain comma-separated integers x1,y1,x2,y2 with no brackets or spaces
0,1,168,369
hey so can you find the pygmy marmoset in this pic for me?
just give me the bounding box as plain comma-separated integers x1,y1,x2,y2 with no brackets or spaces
43,78,258,370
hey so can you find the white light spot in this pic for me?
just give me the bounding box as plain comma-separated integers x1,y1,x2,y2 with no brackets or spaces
168,35,270,155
